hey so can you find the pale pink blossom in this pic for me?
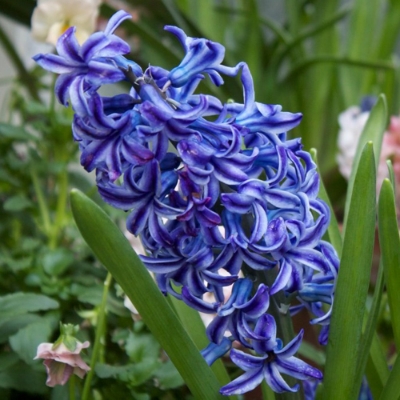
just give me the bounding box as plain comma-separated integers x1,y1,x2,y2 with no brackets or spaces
337,106,370,180
31,0,102,45
35,341,90,386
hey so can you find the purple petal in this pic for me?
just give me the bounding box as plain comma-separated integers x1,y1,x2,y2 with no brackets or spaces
33,53,84,74
276,357,323,380
56,27,82,62
230,348,266,371
220,366,264,396
270,259,292,295
275,330,303,358
104,10,132,36
264,363,300,393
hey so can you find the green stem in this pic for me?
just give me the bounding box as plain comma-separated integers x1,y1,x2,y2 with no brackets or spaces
49,167,68,249
262,380,276,400
31,169,52,239
81,272,112,400
69,374,76,400
0,22,40,101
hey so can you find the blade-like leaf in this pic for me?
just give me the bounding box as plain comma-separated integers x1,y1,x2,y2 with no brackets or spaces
343,94,387,232
70,189,225,400
365,333,390,399
311,148,342,256
323,142,376,400
378,179,400,350
379,354,400,400
168,296,232,390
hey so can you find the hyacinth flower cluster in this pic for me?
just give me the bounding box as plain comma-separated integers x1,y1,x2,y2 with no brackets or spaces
34,10,340,396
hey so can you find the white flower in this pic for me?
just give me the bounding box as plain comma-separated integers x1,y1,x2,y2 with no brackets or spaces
31,0,102,45
336,106,370,180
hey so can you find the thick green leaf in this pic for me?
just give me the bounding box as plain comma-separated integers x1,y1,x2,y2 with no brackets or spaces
354,261,385,395
343,94,387,232
323,143,376,400
168,295,233,389
379,354,400,400
311,148,342,256
0,314,41,344
366,334,390,399
70,189,225,400
378,179,400,350
0,293,59,317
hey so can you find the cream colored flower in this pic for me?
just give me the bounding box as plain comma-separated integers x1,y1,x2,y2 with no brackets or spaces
336,106,370,180
31,0,102,45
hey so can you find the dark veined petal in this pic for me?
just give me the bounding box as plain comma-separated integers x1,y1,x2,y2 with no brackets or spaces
55,74,76,106
56,27,82,62
270,259,293,295
182,286,218,313
167,34,225,87
287,248,330,273
264,363,300,393
252,314,279,354
235,284,270,318
104,10,132,36
201,337,232,366
33,53,84,74
275,330,304,358
230,348,266,371
221,192,253,214
140,255,182,274
207,315,230,344
220,365,264,395
276,356,323,380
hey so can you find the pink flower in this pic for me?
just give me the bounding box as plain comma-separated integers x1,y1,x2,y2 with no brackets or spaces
35,341,90,387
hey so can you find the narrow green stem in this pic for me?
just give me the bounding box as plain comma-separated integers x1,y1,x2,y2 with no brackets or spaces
49,167,68,249
81,272,112,400
69,374,76,400
0,23,40,101
262,380,276,400
31,169,52,239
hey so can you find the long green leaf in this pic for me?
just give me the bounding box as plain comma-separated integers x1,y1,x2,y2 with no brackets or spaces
70,189,225,400
168,296,234,395
343,94,387,232
354,261,385,395
366,334,390,399
323,142,376,400
379,355,400,400
310,148,342,256
378,179,400,350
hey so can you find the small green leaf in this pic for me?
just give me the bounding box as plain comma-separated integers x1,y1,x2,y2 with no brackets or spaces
125,332,160,363
3,194,33,211
0,314,41,344
323,143,376,400
0,122,36,141
154,359,184,389
378,179,400,350
9,316,57,365
70,189,225,400
42,248,74,276
0,293,59,317
0,361,47,394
